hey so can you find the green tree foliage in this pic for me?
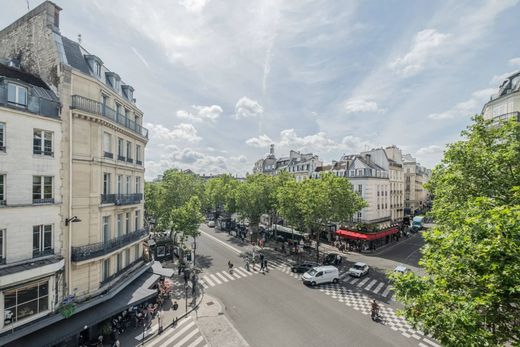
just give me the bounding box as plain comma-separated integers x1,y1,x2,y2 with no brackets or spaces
391,116,520,346
171,196,205,242
234,174,274,241
144,181,162,230
205,174,239,217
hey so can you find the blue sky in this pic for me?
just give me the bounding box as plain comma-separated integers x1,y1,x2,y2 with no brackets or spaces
3,0,520,179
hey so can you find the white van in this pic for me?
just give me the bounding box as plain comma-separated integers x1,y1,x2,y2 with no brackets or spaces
301,266,339,286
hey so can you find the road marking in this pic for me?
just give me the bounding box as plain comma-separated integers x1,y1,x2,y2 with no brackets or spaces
357,277,370,287
201,281,209,289
187,335,204,347
175,327,199,346
381,286,393,297
348,277,359,284
221,271,235,280
203,276,215,287
209,274,222,285
215,272,229,283
422,338,441,347
365,279,378,291
199,229,242,254
148,317,192,347
153,320,195,347
372,282,385,294
234,267,248,277
339,271,349,279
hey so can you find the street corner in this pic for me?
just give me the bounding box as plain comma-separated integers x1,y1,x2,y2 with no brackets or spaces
195,293,225,318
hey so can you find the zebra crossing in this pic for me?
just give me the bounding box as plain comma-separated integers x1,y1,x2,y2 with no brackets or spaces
136,316,207,347
199,264,265,288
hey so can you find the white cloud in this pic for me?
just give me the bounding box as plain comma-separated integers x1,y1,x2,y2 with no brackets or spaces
131,46,150,69
246,134,273,148
344,98,384,114
417,144,444,155
234,97,264,119
278,129,338,151
490,71,516,86
390,29,450,76
427,88,495,120
179,0,209,13
230,155,248,163
176,104,223,122
510,57,520,66
145,122,202,142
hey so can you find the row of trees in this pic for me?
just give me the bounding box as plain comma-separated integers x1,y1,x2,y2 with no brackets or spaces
145,170,366,262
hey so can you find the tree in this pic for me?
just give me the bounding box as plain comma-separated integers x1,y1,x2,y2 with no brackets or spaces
390,116,520,346
234,174,273,242
171,196,205,266
205,174,239,218
276,179,306,237
144,181,162,231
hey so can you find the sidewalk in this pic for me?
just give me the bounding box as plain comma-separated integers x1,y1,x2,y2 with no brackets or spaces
193,294,249,347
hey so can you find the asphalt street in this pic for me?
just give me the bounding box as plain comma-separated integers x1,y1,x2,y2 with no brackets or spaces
192,225,430,347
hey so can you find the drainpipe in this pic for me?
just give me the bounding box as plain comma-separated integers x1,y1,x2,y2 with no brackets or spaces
67,82,73,296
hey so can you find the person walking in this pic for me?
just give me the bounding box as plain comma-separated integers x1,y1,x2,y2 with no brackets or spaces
260,258,265,273
245,258,250,271
183,268,190,285
264,259,269,273
172,301,179,327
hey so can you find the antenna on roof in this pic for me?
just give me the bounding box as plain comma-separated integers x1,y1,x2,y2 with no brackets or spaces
78,34,82,45
26,0,30,11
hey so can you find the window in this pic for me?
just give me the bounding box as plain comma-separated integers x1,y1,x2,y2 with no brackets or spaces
134,244,140,260
33,224,52,257
103,173,111,195
0,229,5,262
135,177,141,194
7,83,27,107
102,216,111,242
94,61,101,77
357,184,362,195
135,210,140,230
102,259,110,281
0,175,5,203
117,138,124,160
116,214,123,237
116,253,122,272
126,176,131,194
126,141,132,160
117,175,122,194
134,115,140,125
32,176,53,203
125,213,130,234
115,103,122,117
4,280,49,326
0,122,5,151
125,109,130,119
125,249,130,265
136,144,141,164
103,132,112,155
33,130,53,156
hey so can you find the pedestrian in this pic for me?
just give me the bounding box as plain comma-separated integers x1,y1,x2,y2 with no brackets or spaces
260,259,265,273
183,268,190,285
245,258,250,271
264,259,268,272
172,301,179,326
157,310,163,334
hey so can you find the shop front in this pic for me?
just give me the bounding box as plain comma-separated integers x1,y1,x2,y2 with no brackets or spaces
335,227,400,252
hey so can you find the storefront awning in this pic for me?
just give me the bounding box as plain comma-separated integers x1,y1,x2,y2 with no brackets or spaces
336,227,399,241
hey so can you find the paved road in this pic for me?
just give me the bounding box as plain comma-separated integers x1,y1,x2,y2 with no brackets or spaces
192,225,435,347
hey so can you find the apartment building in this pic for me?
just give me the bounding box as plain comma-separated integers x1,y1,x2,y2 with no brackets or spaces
403,154,431,215
0,61,64,333
384,146,404,222
254,145,322,181
481,71,520,123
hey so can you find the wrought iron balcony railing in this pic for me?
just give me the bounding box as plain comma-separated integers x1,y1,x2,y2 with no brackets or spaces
100,257,144,286
71,229,148,262
117,155,126,161
33,248,54,258
126,157,133,163
104,151,114,159
33,198,55,204
71,95,148,138
100,193,143,205
136,160,142,166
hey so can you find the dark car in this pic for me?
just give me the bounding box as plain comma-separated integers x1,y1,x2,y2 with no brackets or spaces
291,262,319,273
323,253,342,266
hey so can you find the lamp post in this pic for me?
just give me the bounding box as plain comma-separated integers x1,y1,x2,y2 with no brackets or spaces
185,284,188,314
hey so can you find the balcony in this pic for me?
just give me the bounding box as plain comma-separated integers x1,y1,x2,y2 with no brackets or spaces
100,257,143,286
0,200,5,206
492,112,520,123
0,257,5,265
104,151,114,159
71,95,148,138
33,149,54,157
101,193,143,205
117,155,126,162
126,157,133,163
71,229,148,262
33,198,55,204
0,83,60,118
0,145,5,152
136,160,142,166
33,248,54,258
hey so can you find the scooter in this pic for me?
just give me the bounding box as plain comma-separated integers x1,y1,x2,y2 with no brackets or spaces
371,308,382,322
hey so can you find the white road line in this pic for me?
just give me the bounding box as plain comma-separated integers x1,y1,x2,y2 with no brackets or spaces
201,281,209,289
153,321,195,347
187,335,204,347
203,276,215,287
381,286,393,297
175,327,199,346
339,271,349,279
365,279,378,291
209,274,222,285
357,277,370,287
234,267,249,277
215,272,229,283
372,282,385,294
199,230,242,254
135,324,158,341
422,338,441,347
221,271,235,280
148,318,192,347
348,277,359,284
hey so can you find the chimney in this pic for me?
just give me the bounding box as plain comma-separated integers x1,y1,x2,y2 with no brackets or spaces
365,154,371,162
269,144,275,156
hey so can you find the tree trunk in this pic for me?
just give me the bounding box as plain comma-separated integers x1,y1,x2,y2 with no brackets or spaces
316,229,321,263
250,223,259,243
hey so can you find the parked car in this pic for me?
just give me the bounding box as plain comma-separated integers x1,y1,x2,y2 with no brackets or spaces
207,220,215,228
393,265,410,274
322,253,342,266
302,266,339,286
348,262,369,277
291,262,320,273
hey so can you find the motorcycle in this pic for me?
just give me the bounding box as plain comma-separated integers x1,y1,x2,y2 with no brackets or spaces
371,307,382,322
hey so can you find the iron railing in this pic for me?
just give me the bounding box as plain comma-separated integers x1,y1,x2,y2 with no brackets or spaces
100,257,144,286
71,95,148,138
100,193,143,205
71,229,148,262
117,155,126,161
492,111,520,123
0,83,60,118
136,160,142,166
104,151,113,159
33,198,55,204
126,157,133,163
0,200,5,206
33,248,54,258
0,257,5,265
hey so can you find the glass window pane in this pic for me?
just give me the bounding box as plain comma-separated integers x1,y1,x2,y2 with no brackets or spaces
33,131,42,153
4,290,16,309
0,123,4,146
44,177,52,199
33,226,40,252
7,84,16,103
17,285,38,304
17,300,38,321
18,86,27,105
38,296,49,313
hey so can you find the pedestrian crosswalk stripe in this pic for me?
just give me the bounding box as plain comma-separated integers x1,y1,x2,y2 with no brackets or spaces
187,335,205,347
365,279,377,291
381,286,392,298
234,267,248,277
215,272,229,283
175,326,199,346
349,277,359,284
147,316,192,347
203,275,215,287
221,271,235,280
201,280,209,289
422,338,441,347
339,271,348,279
372,282,385,294
152,320,195,347
357,277,370,287
135,323,158,341
209,274,222,285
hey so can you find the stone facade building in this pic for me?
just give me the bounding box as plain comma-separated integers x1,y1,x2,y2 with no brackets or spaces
0,2,156,345
0,61,64,333
383,146,404,222
403,154,431,215
481,71,520,123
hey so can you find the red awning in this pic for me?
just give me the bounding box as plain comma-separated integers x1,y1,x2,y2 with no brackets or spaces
336,227,399,241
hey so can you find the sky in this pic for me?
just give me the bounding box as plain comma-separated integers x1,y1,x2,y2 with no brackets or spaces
3,0,520,180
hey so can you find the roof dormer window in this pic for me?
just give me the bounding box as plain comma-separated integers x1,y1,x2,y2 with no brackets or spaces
121,85,134,101
85,55,103,78
105,72,120,92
